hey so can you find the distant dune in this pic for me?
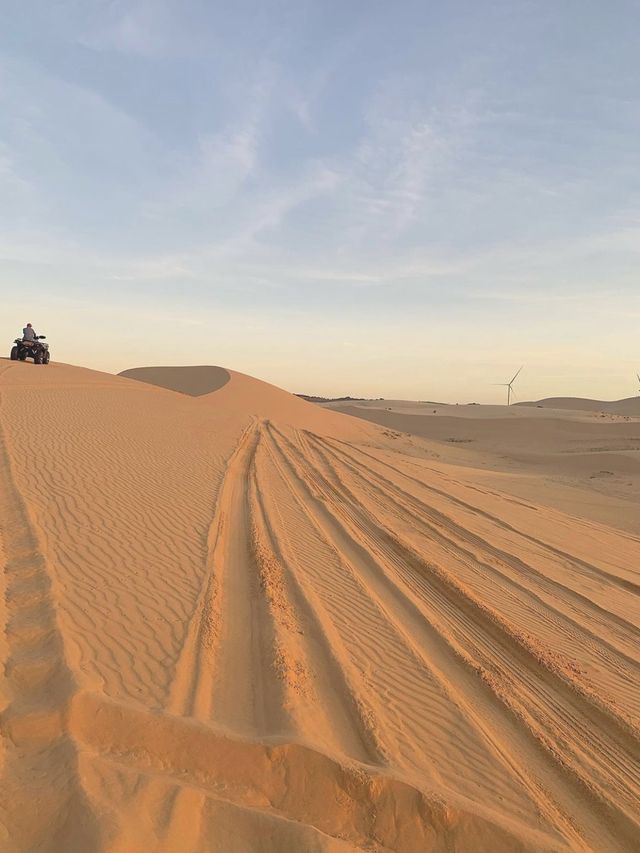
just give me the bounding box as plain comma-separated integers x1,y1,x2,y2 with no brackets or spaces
119,364,231,396
518,395,640,416
1,360,639,851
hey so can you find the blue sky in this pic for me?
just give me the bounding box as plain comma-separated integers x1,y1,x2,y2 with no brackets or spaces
1,0,639,400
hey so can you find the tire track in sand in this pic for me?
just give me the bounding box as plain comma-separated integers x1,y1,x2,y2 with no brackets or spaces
105,417,382,850
311,433,640,721
169,417,391,762
115,420,267,852
110,419,310,850
0,393,100,852
167,418,261,723
269,424,640,851
262,425,576,845
333,437,640,597
250,426,386,763
207,421,293,734
311,430,640,849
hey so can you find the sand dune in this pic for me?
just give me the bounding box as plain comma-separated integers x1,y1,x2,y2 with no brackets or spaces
518,396,640,417
324,400,640,535
1,361,639,852
119,365,232,397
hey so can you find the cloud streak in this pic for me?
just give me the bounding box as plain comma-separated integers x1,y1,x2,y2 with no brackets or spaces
1,1,639,398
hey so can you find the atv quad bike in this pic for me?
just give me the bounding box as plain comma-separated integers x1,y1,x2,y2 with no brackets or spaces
10,335,50,364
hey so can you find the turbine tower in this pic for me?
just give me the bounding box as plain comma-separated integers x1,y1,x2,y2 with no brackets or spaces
637,372,640,396
495,366,523,406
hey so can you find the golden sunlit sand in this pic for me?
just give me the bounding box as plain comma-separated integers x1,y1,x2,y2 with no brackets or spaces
0,361,639,852
324,397,640,536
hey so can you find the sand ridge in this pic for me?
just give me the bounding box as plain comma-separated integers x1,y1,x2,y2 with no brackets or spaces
119,366,231,397
518,396,640,417
0,361,639,851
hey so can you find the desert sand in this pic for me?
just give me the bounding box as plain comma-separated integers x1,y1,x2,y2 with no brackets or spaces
519,397,640,417
323,398,640,536
0,361,639,852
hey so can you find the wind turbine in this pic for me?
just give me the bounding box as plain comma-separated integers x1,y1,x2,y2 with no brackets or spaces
637,372,640,396
494,366,523,406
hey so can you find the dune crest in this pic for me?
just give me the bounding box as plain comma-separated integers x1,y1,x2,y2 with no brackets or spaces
1,361,639,851
517,396,640,416
119,365,231,397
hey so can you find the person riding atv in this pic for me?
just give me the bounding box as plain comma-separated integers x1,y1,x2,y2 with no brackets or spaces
22,322,37,341
10,324,50,364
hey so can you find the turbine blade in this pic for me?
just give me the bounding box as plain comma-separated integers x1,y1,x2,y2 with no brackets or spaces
510,365,524,384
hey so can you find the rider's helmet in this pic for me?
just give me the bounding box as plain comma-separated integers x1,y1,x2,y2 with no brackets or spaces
26,323,32,328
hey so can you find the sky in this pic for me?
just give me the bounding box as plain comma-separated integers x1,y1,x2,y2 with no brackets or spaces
1,0,639,402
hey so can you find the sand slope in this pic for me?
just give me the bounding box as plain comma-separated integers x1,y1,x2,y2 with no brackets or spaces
119,366,232,397
323,400,640,535
518,396,640,416
1,361,639,852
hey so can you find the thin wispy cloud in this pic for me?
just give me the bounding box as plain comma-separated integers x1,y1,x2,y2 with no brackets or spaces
1,0,639,398
76,0,176,57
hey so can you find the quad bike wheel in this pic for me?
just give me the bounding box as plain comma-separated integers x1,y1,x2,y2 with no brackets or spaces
10,346,18,361
43,351,50,365
34,352,43,364
18,351,27,361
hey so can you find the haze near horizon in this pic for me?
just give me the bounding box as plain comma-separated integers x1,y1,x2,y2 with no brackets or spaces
1,1,639,401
